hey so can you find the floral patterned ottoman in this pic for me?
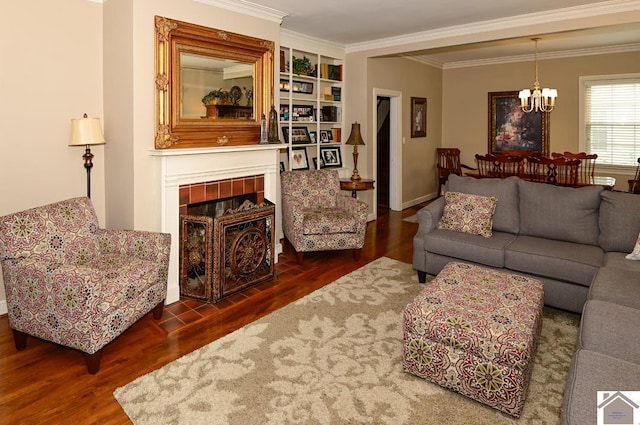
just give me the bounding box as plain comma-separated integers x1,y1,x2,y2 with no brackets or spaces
402,262,544,417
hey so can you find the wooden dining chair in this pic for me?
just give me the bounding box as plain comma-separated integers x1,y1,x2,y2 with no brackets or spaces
475,154,522,179
436,148,476,196
552,151,597,184
526,156,581,186
629,157,640,194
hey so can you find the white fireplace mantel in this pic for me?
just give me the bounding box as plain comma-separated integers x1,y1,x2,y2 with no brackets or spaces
151,144,284,304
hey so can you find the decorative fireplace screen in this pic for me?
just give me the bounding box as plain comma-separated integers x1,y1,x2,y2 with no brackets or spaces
179,199,275,303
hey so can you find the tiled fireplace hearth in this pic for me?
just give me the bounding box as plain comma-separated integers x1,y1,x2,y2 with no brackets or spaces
152,145,282,305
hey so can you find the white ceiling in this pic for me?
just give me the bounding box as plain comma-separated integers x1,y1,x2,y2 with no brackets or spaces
226,0,640,66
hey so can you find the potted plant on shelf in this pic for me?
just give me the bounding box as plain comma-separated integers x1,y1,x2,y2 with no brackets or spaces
202,89,229,118
291,55,314,76
202,89,229,105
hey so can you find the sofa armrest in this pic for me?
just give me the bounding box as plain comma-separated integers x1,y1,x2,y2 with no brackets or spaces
3,256,103,318
281,194,305,234
416,196,445,235
95,229,171,264
336,196,368,223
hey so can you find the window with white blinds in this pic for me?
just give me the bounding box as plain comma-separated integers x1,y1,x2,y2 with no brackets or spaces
583,75,640,167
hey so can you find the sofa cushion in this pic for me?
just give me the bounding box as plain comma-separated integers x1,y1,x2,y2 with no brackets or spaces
561,349,640,425
580,300,640,365
598,190,640,252
302,208,358,235
505,235,603,286
446,174,520,234
424,229,516,268
589,265,640,309
0,197,100,263
518,180,602,246
604,251,640,272
437,191,497,237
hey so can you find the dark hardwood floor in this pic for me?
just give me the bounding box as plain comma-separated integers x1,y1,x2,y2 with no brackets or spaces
0,206,424,424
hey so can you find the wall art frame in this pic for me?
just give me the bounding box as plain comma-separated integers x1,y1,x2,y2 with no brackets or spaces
411,97,427,138
488,91,549,155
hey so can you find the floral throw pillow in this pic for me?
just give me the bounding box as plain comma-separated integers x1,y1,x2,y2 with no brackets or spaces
437,191,498,238
626,232,640,260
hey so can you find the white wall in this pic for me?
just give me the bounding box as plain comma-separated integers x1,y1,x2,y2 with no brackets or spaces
0,0,105,308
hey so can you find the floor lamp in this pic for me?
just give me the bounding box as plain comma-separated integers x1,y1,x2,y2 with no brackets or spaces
69,114,105,198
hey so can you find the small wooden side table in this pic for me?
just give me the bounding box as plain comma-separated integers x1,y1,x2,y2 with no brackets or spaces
339,178,375,198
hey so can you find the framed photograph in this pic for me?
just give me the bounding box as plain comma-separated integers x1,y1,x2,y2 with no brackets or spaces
319,130,333,143
411,97,427,138
283,126,311,144
279,104,290,121
291,104,314,121
488,91,549,155
320,146,342,168
309,131,317,144
312,157,324,169
280,162,285,173
280,79,314,95
289,147,309,170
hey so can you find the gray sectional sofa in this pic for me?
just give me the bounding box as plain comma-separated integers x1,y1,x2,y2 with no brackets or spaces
412,174,640,424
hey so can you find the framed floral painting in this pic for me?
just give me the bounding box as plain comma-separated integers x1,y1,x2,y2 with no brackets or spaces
488,91,549,155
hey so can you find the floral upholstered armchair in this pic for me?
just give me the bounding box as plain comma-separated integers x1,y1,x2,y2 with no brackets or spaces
281,169,368,263
0,197,170,374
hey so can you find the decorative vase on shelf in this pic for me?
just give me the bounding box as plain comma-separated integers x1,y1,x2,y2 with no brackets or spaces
205,104,218,118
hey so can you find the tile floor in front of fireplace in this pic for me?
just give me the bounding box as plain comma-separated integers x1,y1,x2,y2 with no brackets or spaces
156,246,306,333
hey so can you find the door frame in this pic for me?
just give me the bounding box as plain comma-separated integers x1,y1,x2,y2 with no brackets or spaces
372,88,403,213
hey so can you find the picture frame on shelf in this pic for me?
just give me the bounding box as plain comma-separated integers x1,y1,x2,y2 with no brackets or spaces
280,105,290,121
292,104,314,121
289,147,309,170
309,131,317,144
320,146,342,168
312,157,323,169
280,162,285,173
488,91,549,155
319,130,333,143
411,97,427,138
283,126,312,144
280,79,314,95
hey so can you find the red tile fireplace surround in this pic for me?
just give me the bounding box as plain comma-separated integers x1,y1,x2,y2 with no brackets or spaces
178,175,265,215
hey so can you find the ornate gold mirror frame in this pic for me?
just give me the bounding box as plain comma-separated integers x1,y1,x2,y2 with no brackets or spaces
155,16,274,149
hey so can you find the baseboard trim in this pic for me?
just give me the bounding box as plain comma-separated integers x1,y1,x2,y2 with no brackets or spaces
402,192,437,210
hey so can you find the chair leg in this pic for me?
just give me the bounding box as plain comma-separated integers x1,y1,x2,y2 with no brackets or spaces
152,301,165,320
12,329,27,351
84,349,104,375
353,249,362,261
295,251,304,264
417,270,427,283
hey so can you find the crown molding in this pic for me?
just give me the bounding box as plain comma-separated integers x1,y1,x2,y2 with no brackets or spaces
400,54,443,69
439,42,640,69
280,29,346,52
192,0,288,24
346,0,640,54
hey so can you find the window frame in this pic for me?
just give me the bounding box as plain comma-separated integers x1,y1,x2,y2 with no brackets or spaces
579,73,640,175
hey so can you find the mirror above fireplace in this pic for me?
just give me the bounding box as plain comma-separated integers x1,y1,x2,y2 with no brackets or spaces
154,16,275,149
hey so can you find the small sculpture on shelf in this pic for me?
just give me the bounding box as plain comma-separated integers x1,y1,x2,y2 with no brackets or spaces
267,105,281,144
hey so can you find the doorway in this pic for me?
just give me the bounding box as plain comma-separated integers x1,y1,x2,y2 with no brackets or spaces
377,97,390,212
373,89,402,216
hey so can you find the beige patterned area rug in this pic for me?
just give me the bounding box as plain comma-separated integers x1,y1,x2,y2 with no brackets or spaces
114,257,579,425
